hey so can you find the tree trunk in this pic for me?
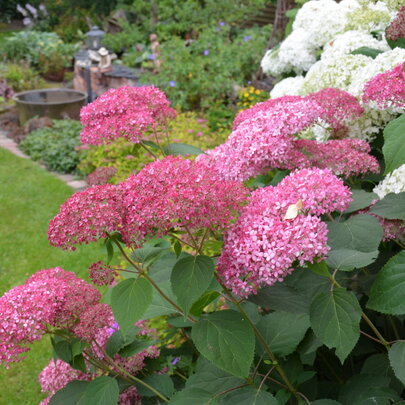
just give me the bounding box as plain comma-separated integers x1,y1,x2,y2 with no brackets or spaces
267,0,296,49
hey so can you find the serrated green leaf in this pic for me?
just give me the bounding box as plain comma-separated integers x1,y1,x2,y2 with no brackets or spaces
191,310,255,378
326,214,383,271
312,401,342,405
168,388,213,404
361,353,391,377
249,283,310,314
132,246,167,265
383,114,405,174
83,376,119,405
49,381,89,405
351,46,384,58
70,354,87,373
310,288,361,363
257,311,310,356
171,255,215,317
307,261,330,277
105,239,114,264
111,277,152,331
190,290,220,317
343,190,378,214
164,142,205,156
118,339,155,358
53,340,72,363
185,358,244,395
370,192,405,220
105,325,139,357
136,374,174,398
368,251,405,314
389,341,405,385
219,388,278,404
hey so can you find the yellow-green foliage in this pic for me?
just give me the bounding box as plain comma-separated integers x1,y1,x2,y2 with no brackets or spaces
79,112,229,184
237,86,269,111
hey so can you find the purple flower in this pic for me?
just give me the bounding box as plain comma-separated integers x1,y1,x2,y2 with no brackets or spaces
216,27,221,32
243,35,252,42
23,17,32,26
169,81,176,87
203,50,209,56
171,357,181,365
219,21,225,26
149,54,156,61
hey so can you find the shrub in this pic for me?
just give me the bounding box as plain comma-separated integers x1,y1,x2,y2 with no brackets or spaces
141,24,272,110
20,119,82,173
0,63,46,92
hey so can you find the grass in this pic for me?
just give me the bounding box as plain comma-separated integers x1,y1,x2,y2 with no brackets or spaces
0,147,103,404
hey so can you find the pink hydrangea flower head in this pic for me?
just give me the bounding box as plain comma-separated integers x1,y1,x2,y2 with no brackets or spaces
86,166,117,186
362,63,405,111
385,6,405,41
48,184,125,250
198,98,324,181
39,359,91,397
73,303,114,341
120,156,247,245
119,386,141,405
308,88,364,137
294,138,380,177
0,268,101,365
89,261,117,286
80,85,176,145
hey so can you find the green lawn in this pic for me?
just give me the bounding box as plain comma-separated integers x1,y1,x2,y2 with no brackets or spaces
0,147,103,404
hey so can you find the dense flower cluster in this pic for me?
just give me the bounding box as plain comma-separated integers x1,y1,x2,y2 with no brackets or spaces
201,90,369,181
374,164,405,198
386,6,405,40
80,86,176,145
39,359,91,405
362,63,405,112
48,184,125,250
294,138,380,177
218,168,351,296
89,261,117,286
120,156,247,245
86,166,118,186
0,268,101,365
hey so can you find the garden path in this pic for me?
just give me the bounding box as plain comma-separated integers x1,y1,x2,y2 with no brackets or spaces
0,129,86,191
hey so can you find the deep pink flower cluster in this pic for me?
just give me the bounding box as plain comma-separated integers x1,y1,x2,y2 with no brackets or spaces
89,261,117,286
385,6,405,41
308,88,364,137
0,268,101,365
294,138,380,177
86,166,117,186
120,156,247,245
218,168,352,296
198,97,324,181
39,359,91,405
80,85,176,145
200,90,364,182
48,184,125,250
362,63,405,111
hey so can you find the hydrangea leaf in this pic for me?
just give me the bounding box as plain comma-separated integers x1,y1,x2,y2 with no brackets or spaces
49,381,89,405
191,310,254,378
171,255,215,317
368,251,405,315
388,341,405,386
82,376,119,405
310,288,361,363
164,143,205,156
383,114,405,174
343,190,378,214
370,192,405,220
219,388,279,405
168,388,215,404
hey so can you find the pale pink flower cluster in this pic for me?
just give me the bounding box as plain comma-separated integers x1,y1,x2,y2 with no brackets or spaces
200,89,366,181
86,166,117,186
362,63,405,111
0,268,101,365
120,156,247,245
48,184,125,250
218,168,352,296
80,85,176,145
89,261,117,286
38,359,91,404
294,138,380,177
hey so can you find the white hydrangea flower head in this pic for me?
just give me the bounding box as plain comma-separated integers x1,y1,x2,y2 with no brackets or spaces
346,1,392,31
302,54,372,94
270,76,305,98
349,48,405,97
346,107,395,141
374,164,405,198
278,28,318,74
384,0,405,11
261,47,291,77
321,30,390,61
293,0,350,48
